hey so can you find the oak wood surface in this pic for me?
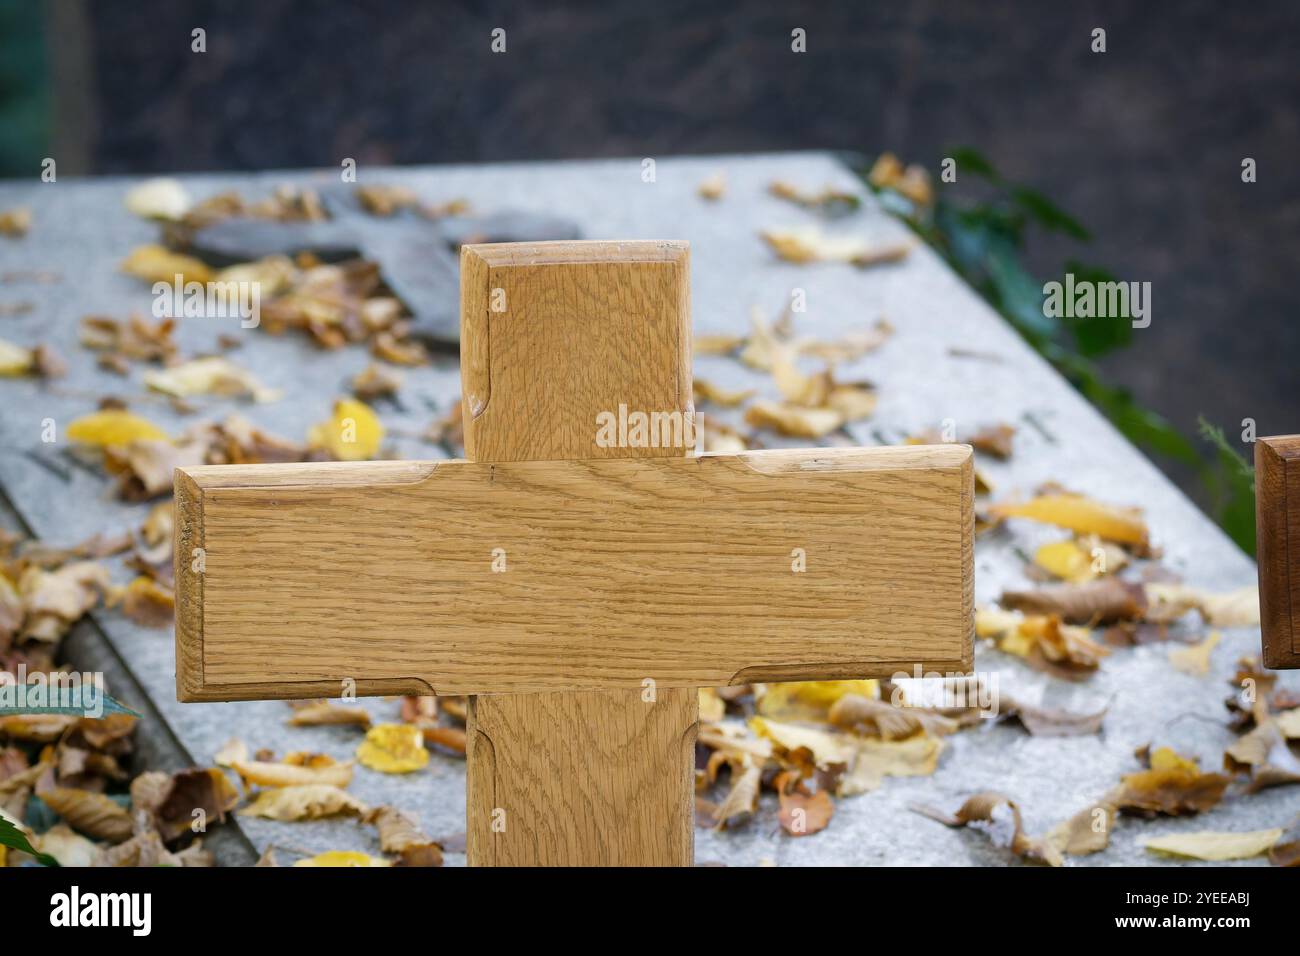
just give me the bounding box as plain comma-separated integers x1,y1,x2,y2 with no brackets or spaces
173,444,974,699
462,240,696,867
1257,435,1300,668
466,688,697,866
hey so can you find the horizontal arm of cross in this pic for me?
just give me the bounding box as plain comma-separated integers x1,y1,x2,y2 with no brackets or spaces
174,444,972,702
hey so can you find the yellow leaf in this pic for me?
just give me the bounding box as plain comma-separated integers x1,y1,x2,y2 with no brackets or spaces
989,493,1148,548
1034,539,1095,582
693,378,755,408
749,716,858,766
124,178,192,220
744,400,842,439
356,723,429,774
120,244,214,284
0,338,33,376
756,681,878,721
698,687,726,722
293,850,391,867
144,357,280,403
308,398,384,460
239,784,368,820
694,333,746,356
1141,828,1283,861
760,227,910,267
232,754,354,789
697,172,726,201
67,409,169,447
1149,746,1200,773
1168,631,1220,676
826,384,877,422
840,734,943,796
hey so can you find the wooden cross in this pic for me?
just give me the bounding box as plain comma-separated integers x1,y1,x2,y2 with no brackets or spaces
1257,435,1300,668
174,240,974,865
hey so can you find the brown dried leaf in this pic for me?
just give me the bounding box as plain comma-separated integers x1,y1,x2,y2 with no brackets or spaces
1000,578,1147,625
38,786,134,842
774,771,833,836
286,700,372,728
1115,748,1229,816
239,784,368,821
913,792,1061,865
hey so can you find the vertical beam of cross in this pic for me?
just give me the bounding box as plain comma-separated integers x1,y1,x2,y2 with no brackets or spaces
460,240,698,865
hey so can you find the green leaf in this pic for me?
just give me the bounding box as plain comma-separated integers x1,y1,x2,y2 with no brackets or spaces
1198,417,1257,555
1011,187,1091,240
0,814,59,866
1056,260,1134,357
946,146,999,181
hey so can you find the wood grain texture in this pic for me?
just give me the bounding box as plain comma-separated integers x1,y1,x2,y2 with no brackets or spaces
466,688,696,866
463,240,695,867
172,445,973,700
1257,435,1300,668
460,240,691,462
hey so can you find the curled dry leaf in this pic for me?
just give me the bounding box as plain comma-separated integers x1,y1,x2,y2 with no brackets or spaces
976,609,1109,680
999,578,1147,625
697,172,726,201
0,206,33,237
117,576,175,628
1168,631,1221,676
0,338,65,378
1114,747,1229,817
120,244,214,285
694,332,746,356
1225,720,1300,792
700,418,754,454
989,493,1150,551
287,700,372,728
712,758,762,830
356,184,421,216
745,400,843,439
761,227,910,267
308,398,384,461
351,363,403,402
774,771,834,836
1045,801,1117,857
768,180,860,216
356,723,429,774
1270,820,1300,867
80,314,178,366
124,178,192,221
1144,583,1260,628
38,786,134,843
239,784,368,821
371,330,427,366
868,153,934,206
232,753,354,790
144,356,280,403
912,792,1061,866
828,694,962,739
214,738,248,767
693,378,755,408
1141,829,1283,861
37,823,100,866
130,767,239,842
1002,697,1108,737
365,805,444,866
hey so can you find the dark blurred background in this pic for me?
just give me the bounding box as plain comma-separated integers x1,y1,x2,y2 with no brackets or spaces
2,0,1297,514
